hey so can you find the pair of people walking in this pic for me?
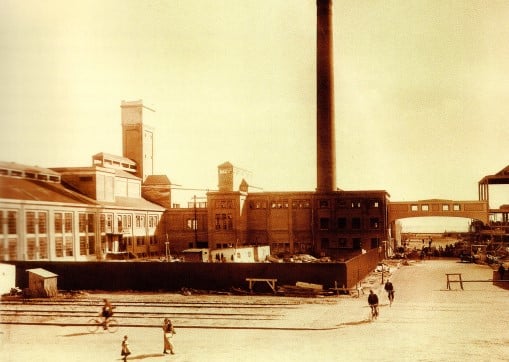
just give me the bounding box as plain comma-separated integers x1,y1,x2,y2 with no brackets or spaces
120,318,176,360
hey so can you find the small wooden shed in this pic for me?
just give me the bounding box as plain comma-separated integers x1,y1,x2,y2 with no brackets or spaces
26,268,58,297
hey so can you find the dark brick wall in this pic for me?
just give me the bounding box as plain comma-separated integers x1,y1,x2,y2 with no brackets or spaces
344,249,380,288
7,251,378,292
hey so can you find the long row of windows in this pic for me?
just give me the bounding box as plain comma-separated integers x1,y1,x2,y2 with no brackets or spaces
322,237,379,250
320,199,380,209
117,214,159,231
319,217,381,230
1,209,160,260
411,203,461,211
249,199,382,210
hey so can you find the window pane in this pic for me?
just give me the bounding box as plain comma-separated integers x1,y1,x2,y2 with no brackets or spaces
87,213,95,232
55,213,63,233
79,213,87,233
39,237,48,259
26,211,36,234
8,211,17,234
38,212,47,234
64,213,73,232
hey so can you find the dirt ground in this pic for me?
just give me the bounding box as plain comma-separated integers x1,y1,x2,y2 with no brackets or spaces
1,259,508,362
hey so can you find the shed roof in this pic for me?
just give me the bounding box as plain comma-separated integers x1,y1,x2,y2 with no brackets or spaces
479,164,509,185
182,248,209,253
92,152,136,165
98,196,165,211
26,268,58,278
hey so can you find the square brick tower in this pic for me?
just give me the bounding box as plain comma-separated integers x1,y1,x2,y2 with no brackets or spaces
121,100,155,181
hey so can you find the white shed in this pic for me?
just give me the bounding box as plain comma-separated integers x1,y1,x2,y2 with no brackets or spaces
26,268,58,297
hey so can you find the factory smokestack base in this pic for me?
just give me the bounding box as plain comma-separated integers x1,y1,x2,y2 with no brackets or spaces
316,0,336,192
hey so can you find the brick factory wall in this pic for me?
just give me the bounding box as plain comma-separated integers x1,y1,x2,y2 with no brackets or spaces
7,261,353,292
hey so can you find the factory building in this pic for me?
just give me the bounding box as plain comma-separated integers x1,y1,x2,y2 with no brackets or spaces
0,1,391,261
0,97,389,261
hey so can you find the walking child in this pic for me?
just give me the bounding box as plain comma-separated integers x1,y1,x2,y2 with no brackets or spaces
162,318,176,355
121,335,131,361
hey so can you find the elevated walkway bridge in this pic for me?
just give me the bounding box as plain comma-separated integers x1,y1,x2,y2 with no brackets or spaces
388,199,489,225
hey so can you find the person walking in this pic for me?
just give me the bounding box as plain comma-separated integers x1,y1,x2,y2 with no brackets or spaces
121,335,131,362
384,279,395,306
368,289,379,320
162,318,176,355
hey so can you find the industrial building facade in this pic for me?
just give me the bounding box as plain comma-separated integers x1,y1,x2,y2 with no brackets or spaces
0,100,389,262
0,157,165,262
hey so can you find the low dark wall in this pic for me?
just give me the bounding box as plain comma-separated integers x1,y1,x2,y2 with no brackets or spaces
8,261,349,292
344,249,380,289
493,270,509,290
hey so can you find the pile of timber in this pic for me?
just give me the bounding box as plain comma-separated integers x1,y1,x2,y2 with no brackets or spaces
278,281,334,297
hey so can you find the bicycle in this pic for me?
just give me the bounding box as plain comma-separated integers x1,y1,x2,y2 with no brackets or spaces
388,290,395,306
369,304,379,321
87,317,119,333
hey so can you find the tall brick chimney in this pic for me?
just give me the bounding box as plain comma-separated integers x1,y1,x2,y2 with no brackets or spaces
316,0,336,192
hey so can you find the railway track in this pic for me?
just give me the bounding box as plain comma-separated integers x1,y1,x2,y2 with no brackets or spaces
0,296,311,330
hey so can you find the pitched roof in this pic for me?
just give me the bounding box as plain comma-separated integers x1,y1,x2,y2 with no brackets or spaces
0,176,97,205
0,161,60,176
218,161,233,168
144,175,171,186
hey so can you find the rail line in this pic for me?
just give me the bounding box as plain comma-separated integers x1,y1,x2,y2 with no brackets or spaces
0,297,310,330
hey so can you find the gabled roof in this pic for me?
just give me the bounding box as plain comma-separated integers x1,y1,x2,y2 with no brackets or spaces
239,178,249,192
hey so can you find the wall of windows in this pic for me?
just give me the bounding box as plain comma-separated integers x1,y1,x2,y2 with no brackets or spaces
25,210,49,260
215,213,233,230
54,212,74,257
78,213,96,257
0,210,18,260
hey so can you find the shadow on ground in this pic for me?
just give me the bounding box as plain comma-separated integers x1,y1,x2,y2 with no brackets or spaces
121,353,165,360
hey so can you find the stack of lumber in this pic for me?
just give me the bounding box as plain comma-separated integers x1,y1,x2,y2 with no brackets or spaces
278,282,333,297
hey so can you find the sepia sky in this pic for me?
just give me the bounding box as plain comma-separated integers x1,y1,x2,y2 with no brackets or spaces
1,0,508,232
